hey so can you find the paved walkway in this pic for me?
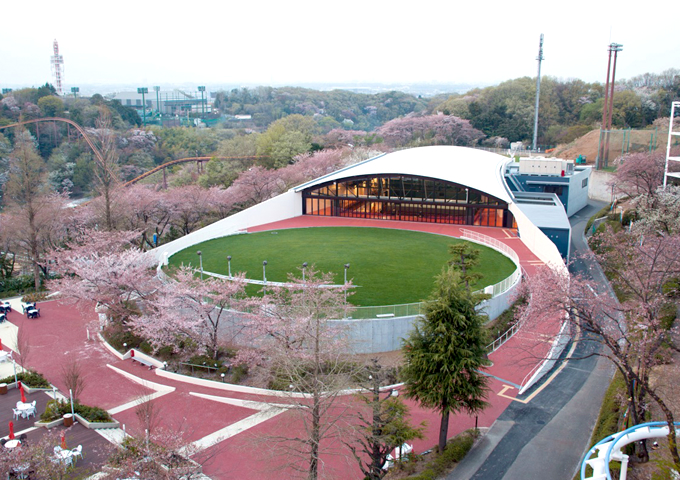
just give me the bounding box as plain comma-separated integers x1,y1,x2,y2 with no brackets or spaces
0,216,566,479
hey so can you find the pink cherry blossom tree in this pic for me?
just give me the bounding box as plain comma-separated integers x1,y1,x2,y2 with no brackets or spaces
611,150,666,199
374,114,484,149
48,229,159,323
243,267,356,480
131,266,248,360
519,228,680,467
115,184,177,249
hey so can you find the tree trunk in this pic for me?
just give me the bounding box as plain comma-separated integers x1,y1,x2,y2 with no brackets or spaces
309,392,320,480
439,410,450,452
370,374,383,480
28,203,40,292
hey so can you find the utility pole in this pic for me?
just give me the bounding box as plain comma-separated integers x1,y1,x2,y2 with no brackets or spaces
597,43,623,169
532,34,544,153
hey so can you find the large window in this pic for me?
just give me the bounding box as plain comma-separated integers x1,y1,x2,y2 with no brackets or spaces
302,175,515,228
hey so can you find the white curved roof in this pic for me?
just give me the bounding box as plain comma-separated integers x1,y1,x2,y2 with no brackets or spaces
295,146,514,203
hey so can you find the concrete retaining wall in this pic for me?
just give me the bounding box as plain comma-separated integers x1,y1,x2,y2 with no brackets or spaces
333,278,520,353
588,169,616,203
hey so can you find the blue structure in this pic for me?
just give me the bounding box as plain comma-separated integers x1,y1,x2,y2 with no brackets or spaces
504,158,592,261
506,158,591,217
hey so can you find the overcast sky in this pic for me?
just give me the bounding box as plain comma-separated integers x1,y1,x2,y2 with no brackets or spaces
1,0,677,91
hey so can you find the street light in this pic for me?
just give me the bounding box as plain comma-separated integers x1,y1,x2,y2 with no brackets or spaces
344,263,350,302
198,86,206,118
70,86,79,99
137,87,149,126
221,373,225,382
263,261,268,284
227,255,232,278
154,86,161,121
197,251,203,280
302,262,308,281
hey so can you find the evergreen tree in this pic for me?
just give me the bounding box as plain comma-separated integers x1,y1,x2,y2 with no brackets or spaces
402,266,490,452
448,243,481,291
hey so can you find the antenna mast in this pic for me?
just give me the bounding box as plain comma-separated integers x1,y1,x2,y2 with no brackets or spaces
532,33,544,153
51,39,64,96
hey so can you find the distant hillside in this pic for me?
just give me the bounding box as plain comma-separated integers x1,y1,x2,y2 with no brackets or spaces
551,125,671,166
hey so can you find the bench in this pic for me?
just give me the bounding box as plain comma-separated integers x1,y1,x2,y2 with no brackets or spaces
376,313,395,318
130,352,155,370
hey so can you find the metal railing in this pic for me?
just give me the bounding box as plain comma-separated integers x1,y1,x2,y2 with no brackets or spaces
179,362,224,375
349,230,521,320
167,228,522,322
349,302,424,320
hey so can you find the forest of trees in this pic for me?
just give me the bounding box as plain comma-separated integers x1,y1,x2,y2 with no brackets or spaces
0,68,678,206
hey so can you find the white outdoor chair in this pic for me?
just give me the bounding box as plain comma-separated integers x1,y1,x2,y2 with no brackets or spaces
71,444,83,461
26,406,36,418
53,446,62,455
31,400,36,408
12,408,21,420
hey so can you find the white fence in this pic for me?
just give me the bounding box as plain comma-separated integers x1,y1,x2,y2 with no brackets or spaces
349,229,521,320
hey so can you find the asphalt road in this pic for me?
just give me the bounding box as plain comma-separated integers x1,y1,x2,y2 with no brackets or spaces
449,200,616,480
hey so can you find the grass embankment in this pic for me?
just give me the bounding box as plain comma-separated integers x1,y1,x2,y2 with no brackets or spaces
169,227,516,306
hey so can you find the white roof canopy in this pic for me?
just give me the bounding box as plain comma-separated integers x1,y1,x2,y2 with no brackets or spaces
295,146,514,203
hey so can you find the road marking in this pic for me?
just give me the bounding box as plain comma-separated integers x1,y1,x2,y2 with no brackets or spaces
477,371,522,390
496,325,581,404
106,364,175,414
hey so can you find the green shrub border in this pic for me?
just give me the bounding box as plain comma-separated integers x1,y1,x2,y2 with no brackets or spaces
40,399,114,423
0,370,50,388
390,429,477,480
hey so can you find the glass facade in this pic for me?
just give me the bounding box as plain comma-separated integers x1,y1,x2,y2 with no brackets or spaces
302,175,515,228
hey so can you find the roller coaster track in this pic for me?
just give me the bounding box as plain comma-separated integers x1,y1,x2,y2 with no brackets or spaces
123,156,262,187
0,117,112,179
0,117,265,190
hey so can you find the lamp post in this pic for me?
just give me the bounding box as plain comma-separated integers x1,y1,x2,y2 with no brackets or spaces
344,263,350,302
302,262,308,281
198,86,206,119
197,251,203,280
70,86,79,99
227,255,232,278
137,87,149,126
262,261,268,294
221,373,225,382
154,86,161,122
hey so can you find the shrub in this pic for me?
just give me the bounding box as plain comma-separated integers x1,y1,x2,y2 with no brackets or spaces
0,274,42,297
102,323,148,353
394,430,476,480
0,370,50,388
40,399,113,423
21,292,48,303
231,364,248,384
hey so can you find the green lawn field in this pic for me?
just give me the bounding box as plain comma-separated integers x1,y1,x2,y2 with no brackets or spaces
168,227,516,306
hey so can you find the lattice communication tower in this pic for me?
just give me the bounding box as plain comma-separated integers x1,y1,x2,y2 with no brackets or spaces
51,39,64,95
